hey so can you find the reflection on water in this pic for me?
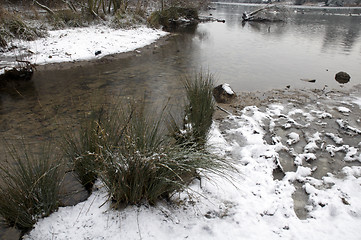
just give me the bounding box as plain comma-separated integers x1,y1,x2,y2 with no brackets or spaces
196,3,361,91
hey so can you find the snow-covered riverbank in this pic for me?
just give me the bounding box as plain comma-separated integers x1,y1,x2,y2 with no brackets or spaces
24,86,361,240
0,25,167,74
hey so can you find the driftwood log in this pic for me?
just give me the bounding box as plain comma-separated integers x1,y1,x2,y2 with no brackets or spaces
242,5,288,22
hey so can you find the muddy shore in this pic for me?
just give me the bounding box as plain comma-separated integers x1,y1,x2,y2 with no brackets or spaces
215,84,361,219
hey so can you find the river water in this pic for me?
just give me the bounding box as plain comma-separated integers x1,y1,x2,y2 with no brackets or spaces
200,3,361,91
1,3,361,141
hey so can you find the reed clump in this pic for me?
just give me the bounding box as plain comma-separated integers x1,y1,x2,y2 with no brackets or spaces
0,142,64,230
98,100,229,207
63,73,229,207
169,72,215,147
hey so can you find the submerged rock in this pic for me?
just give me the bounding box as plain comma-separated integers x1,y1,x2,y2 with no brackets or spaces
0,224,21,240
335,71,351,84
59,172,89,206
0,64,34,88
213,83,236,104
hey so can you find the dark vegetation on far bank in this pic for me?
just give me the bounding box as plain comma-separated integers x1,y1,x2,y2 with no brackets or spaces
0,0,207,47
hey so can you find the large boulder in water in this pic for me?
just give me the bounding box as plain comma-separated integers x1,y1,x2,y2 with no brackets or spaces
213,83,236,104
335,71,351,84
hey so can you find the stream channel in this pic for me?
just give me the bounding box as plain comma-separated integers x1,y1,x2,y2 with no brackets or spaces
0,3,361,239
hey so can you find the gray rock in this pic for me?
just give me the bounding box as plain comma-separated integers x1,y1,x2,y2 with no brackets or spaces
213,83,236,104
59,172,89,206
0,222,21,240
335,71,351,84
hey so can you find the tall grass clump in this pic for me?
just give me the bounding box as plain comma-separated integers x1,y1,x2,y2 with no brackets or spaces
170,72,215,147
63,103,131,192
101,142,228,207
99,101,229,207
63,107,105,192
0,142,64,230
64,94,229,207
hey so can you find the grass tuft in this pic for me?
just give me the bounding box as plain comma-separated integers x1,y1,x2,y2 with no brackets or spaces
64,81,228,208
0,142,64,230
62,106,106,192
101,142,228,207
99,100,229,207
169,72,215,147
63,102,131,192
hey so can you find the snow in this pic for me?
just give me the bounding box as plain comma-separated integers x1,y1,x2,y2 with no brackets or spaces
24,92,361,240
337,106,351,113
325,133,344,145
222,83,234,95
1,25,167,68
287,132,300,145
353,97,361,109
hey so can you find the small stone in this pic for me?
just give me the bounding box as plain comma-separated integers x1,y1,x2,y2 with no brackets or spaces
0,225,21,240
95,50,102,56
59,172,89,206
335,71,350,84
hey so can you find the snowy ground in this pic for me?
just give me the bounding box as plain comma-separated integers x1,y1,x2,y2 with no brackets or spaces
24,87,361,240
0,25,167,74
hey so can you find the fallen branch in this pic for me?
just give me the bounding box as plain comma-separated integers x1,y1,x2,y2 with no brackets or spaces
33,0,55,15
217,106,233,115
16,59,36,70
242,4,288,22
62,0,78,12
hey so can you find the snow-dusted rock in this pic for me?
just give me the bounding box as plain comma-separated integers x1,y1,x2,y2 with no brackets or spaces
213,83,236,104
